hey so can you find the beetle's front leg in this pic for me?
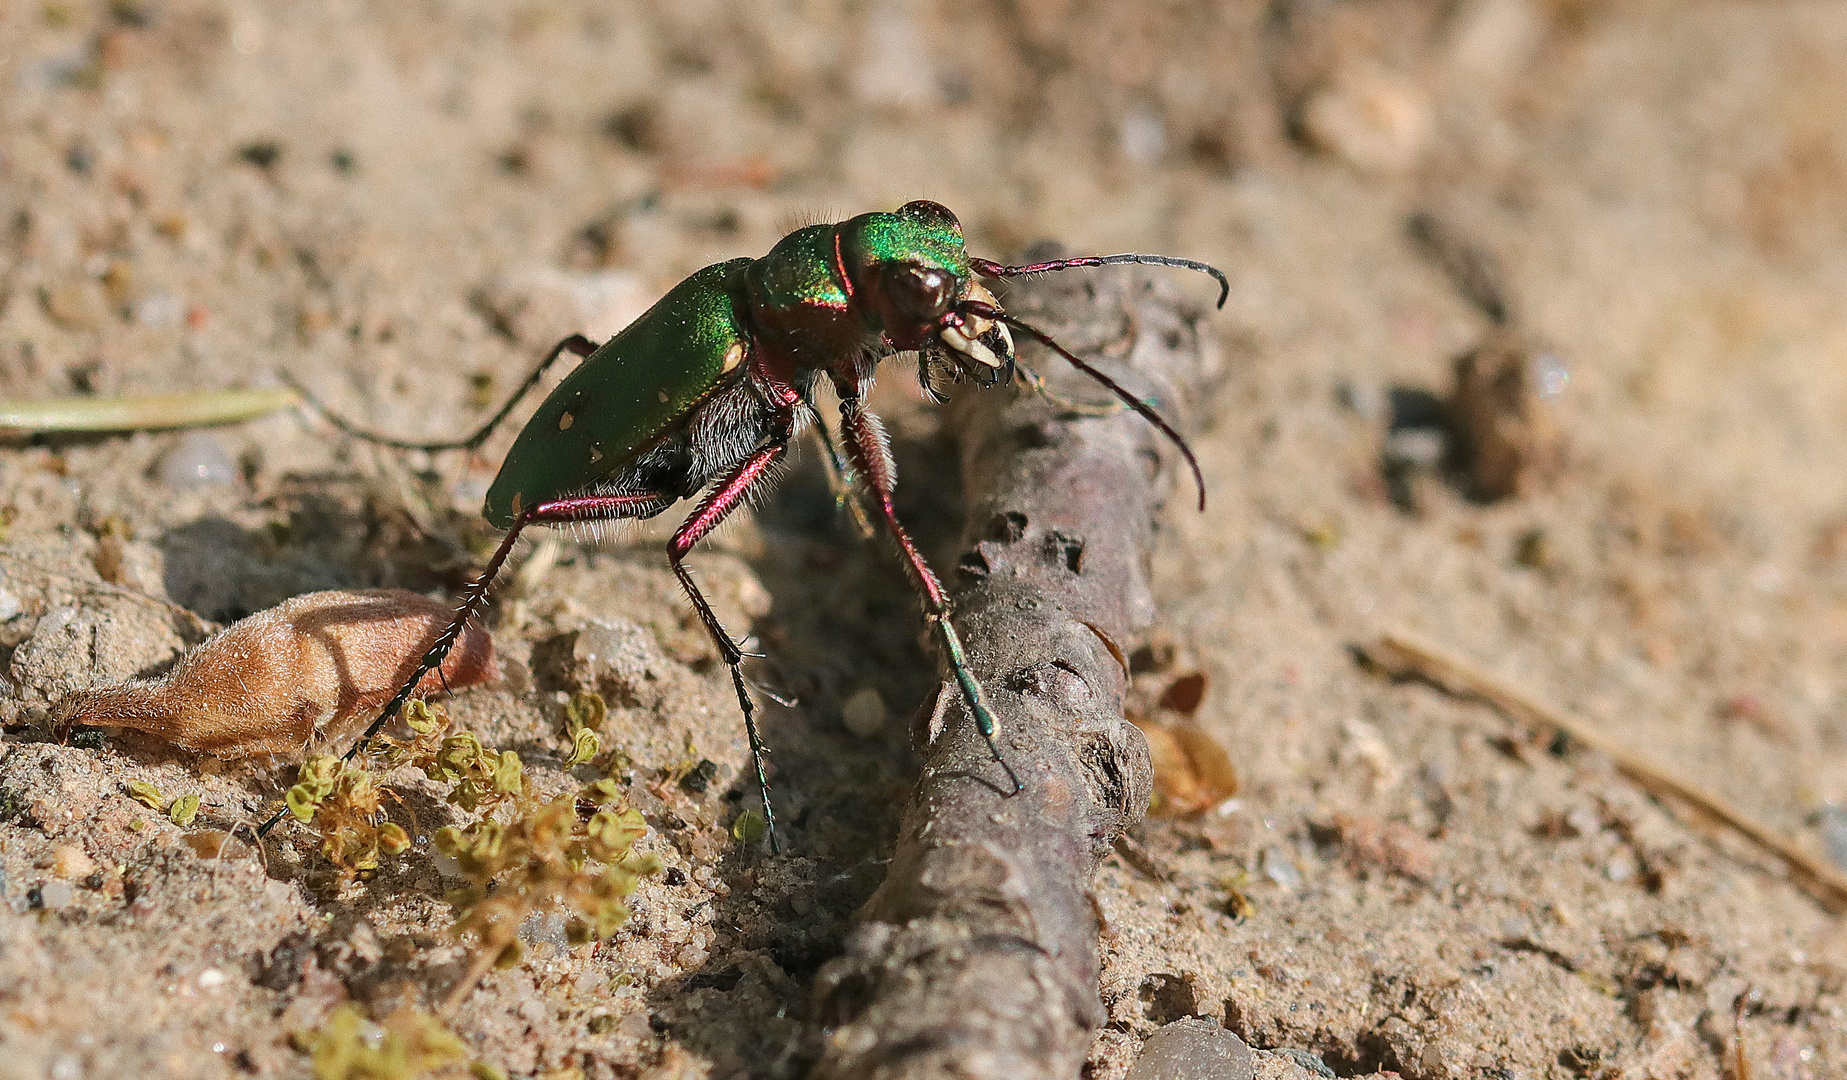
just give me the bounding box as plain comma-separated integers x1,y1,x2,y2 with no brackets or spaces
833,391,1022,795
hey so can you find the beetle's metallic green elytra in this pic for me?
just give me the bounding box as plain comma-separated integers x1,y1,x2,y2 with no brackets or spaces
484,258,755,528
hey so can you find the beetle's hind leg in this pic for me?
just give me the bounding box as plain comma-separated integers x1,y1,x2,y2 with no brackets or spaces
286,333,597,452
253,488,671,839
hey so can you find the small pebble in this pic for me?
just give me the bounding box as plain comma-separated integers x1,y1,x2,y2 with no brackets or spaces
44,280,107,330
1531,351,1570,399
1273,1047,1337,1078
43,844,96,880
154,432,237,488
617,1009,653,1040
197,967,228,989
569,618,660,705
136,291,183,329
1564,805,1601,837
1127,1020,1253,1080
519,911,570,950
1334,380,1384,421
840,686,888,737
1819,804,1847,871
1515,528,1552,570
1259,845,1302,890
1301,63,1432,174
183,831,233,859
1119,105,1168,165
1446,334,1566,501
37,880,76,910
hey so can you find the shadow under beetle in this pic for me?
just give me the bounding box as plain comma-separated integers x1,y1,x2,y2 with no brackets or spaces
262,200,1226,852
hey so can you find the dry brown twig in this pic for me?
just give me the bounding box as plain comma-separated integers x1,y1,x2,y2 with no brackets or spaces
1368,625,1847,910
809,264,1218,1080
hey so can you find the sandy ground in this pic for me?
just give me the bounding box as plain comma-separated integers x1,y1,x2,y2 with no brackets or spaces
3,2,1847,1078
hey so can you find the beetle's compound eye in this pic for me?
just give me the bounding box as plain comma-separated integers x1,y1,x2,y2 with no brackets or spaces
880,263,955,325
897,200,961,234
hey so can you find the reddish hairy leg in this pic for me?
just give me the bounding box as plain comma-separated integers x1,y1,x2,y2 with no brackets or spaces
834,388,1021,794
663,404,799,853
254,490,668,838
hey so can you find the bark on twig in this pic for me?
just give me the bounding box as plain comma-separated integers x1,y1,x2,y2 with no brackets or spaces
810,266,1217,1080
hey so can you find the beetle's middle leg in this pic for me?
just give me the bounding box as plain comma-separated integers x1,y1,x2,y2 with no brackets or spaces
664,406,798,854
833,392,1023,795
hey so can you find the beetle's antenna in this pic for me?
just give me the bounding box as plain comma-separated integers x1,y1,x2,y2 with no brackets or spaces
960,301,1206,511
281,333,597,453
970,254,1229,310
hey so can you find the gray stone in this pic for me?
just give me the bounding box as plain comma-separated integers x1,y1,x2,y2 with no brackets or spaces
154,432,237,488
35,881,76,910
1127,1020,1254,1080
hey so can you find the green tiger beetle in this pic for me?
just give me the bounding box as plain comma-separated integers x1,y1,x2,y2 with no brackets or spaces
260,200,1226,852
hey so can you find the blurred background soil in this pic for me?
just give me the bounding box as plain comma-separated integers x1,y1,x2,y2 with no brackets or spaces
2,1,1846,1078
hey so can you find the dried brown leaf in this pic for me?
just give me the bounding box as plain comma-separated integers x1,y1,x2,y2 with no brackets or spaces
1134,718,1238,817
56,589,497,759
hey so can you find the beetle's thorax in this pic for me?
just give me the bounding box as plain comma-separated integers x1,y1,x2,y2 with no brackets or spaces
743,223,877,370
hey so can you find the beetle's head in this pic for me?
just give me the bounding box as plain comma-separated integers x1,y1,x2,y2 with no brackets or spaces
844,201,1015,383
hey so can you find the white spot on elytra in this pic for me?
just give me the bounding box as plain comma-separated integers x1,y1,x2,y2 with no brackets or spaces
721,342,746,373
657,390,670,403
558,411,574,431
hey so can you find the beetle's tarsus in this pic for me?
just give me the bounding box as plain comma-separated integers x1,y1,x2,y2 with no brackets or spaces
990,736,1024,796
728,665,782,855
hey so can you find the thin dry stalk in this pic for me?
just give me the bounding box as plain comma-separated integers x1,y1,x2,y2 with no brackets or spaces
1370,625,1847,910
